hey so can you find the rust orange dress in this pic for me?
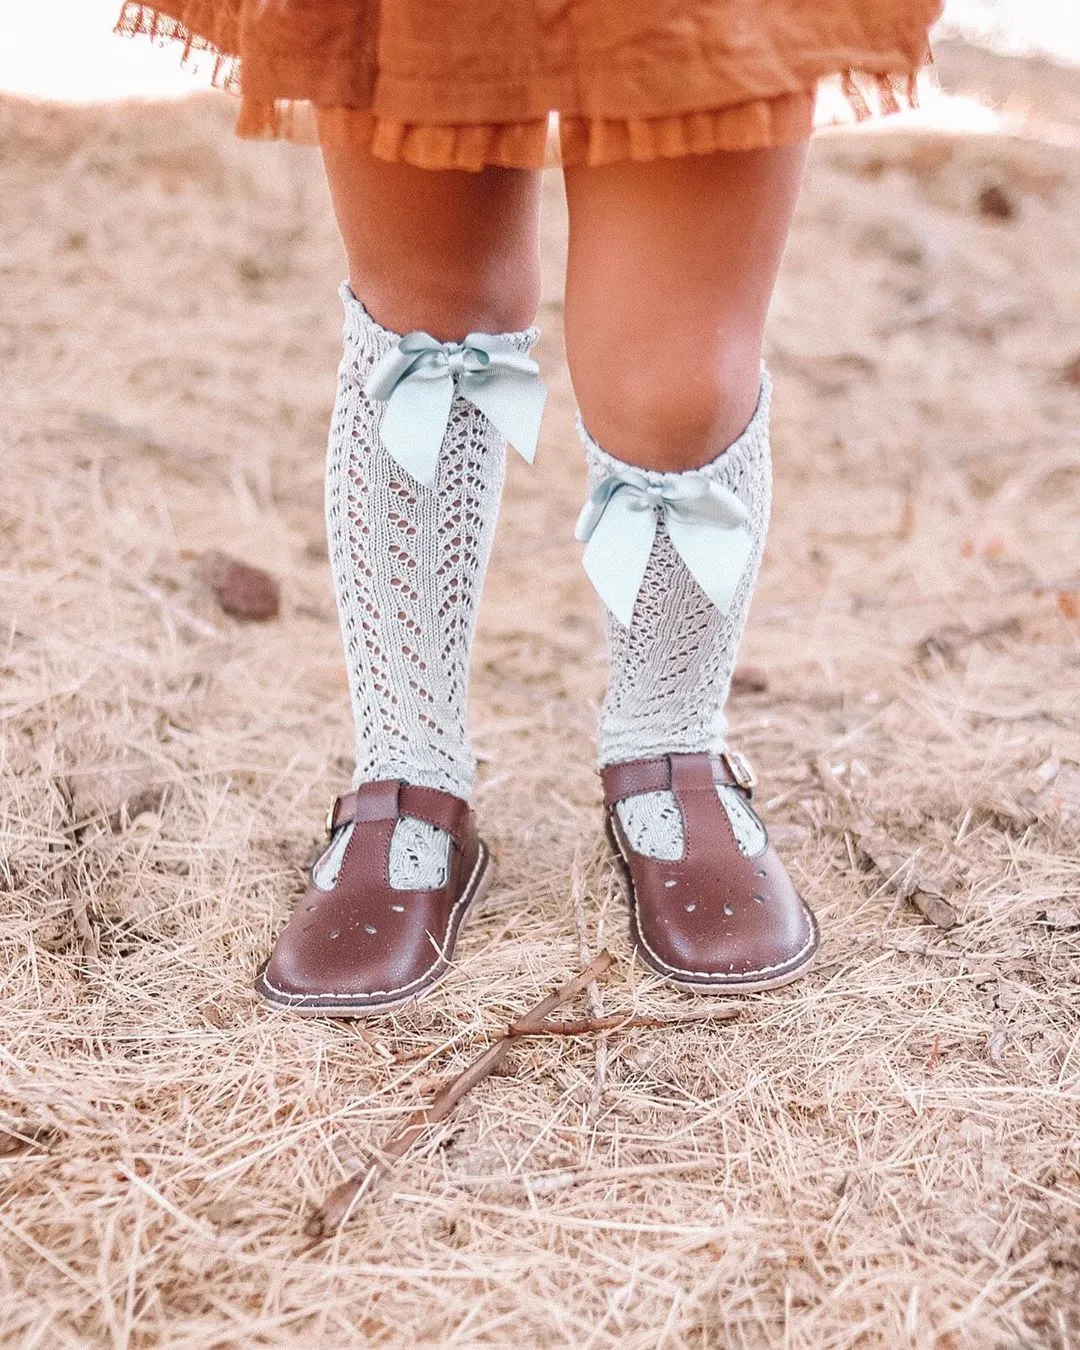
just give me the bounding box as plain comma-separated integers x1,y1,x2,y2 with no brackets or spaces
117,1,942,171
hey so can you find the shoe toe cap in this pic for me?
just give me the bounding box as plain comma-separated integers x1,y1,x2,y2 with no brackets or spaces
631,847,819,985
260,901,439,1003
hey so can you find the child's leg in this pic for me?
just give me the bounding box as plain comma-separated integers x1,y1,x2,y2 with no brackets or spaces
564,143,805,767
563,145,819,991
564,144,805,471
259,139,542,1013
321,135,542,338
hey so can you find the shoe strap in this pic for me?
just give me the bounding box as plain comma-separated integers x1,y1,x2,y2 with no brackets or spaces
328,781,470,848
600,751,755,809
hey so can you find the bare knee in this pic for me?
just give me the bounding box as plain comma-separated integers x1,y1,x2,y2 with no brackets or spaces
321,142,543,340
352,251,541,342
571,338,763,472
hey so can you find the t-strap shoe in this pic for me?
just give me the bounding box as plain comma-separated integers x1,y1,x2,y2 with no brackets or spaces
601,751,819,992
255,780,492,1016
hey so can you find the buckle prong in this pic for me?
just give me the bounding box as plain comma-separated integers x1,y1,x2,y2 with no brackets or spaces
721,750,757,794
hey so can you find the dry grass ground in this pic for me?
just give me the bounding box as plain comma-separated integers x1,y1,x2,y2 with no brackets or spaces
2,49,1080,1346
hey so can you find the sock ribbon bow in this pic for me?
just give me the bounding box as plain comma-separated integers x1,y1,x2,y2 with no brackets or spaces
574,464,753,627
364,331,547,488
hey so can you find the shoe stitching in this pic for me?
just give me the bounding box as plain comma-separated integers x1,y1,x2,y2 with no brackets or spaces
259,843,488,1006
259,844,486,1005
610,813,818,980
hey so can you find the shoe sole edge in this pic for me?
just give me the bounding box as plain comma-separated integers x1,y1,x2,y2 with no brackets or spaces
605,812,820,995
253,841,494,1018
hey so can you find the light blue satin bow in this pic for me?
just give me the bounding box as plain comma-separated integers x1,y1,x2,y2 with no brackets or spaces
574,465,753,626
363,331,546,488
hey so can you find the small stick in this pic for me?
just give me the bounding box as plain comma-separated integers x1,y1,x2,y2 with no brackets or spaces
392,1003,740,1062
507,1008,739,1038
570,843,608,1128
57,784,101,968
757,573,1080,623
307,950,615,1239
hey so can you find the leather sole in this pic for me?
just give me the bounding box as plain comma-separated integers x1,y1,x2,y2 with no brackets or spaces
253,840,493,1017
604,815,820,994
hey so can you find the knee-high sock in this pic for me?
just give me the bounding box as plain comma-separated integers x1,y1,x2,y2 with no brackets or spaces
319,285,540,889
579,373,772,860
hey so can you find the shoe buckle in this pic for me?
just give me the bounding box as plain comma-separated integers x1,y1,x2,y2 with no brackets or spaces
721,749,757,794
325,797,340,837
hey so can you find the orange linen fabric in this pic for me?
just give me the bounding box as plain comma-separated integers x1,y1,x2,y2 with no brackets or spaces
117,1,942,169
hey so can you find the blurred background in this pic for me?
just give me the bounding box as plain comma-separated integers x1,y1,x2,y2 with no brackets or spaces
3,1,1080,118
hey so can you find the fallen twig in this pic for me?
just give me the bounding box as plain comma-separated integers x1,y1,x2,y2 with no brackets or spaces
813,758,958,929
78,411,215,465
125,576,220,641
53,779,101,967
758,574,1080,624
308,950,615,1239
856,831,958,930
511,1008,739,1038
915,616,1022,664
0,1122,61,1157
570,844,609,1128
392,1005,740,1063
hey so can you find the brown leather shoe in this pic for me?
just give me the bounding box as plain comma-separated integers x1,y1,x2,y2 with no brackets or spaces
254,780,492,1016
601,752,819,993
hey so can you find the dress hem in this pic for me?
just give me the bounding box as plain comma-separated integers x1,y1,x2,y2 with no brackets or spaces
115,3,926,172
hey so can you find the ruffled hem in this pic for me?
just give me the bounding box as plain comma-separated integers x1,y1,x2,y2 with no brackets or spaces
558,93,817,168
316,94,818,172
116,4,924,171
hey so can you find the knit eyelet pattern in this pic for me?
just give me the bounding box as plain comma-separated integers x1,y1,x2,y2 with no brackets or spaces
324,287,539,889
582,373,772,860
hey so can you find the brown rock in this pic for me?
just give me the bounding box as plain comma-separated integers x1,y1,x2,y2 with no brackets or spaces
976,183,1017,221
199,551,280,621
730,665,769,695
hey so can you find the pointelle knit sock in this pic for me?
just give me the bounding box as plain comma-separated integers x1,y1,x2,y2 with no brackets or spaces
578,372,773,860
314,285,541,890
